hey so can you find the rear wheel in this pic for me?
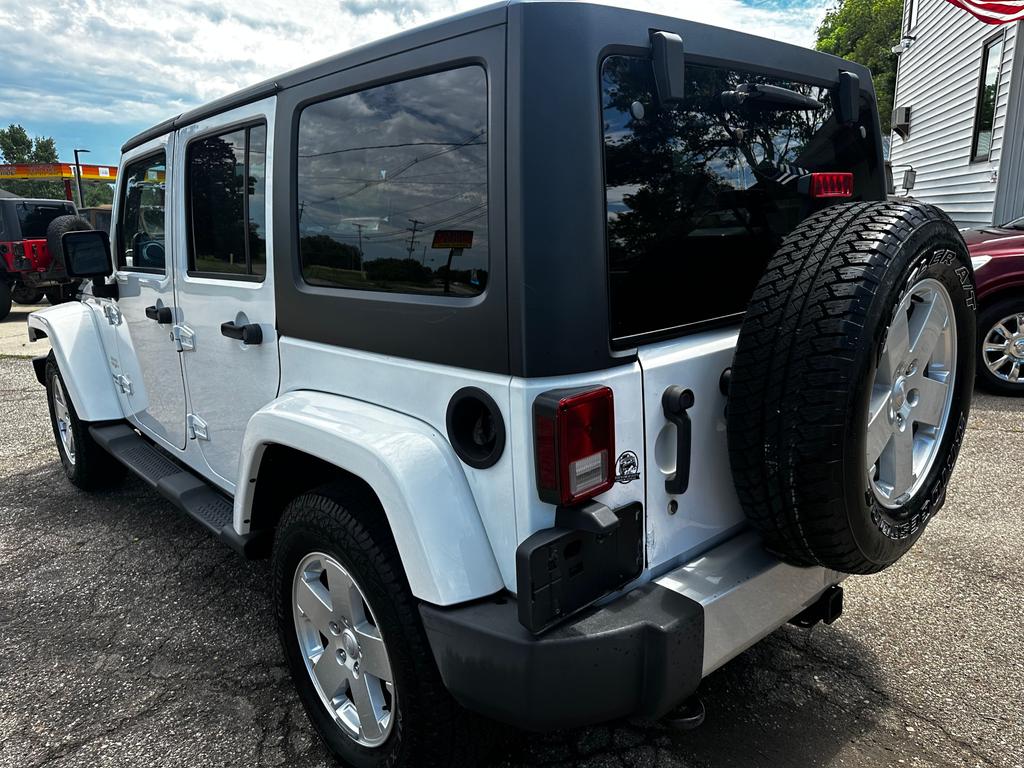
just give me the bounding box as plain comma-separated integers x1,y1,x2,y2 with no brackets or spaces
272,485,473,768
976,296,1024,395
728,201,976,573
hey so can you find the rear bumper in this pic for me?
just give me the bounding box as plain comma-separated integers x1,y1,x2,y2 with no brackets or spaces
420,531,843,731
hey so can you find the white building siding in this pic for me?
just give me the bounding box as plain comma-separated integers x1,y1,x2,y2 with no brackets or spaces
889,0,1018,226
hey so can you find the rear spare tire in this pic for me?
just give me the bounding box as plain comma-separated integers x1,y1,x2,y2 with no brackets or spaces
727,201,976,574
45,215,91,299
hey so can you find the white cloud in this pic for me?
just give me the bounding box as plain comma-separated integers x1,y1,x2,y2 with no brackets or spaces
0,0,828,141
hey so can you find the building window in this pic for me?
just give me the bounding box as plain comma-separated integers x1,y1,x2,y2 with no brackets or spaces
972,36,1004,162
906,0,918,33
296,66,489,297
187,123,267,278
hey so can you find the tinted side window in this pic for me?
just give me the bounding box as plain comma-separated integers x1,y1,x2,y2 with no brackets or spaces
187,123,267,278
297,66,488,297
117,153,166,273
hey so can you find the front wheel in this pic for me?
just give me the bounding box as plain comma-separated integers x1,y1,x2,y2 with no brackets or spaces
272,485,474,768
45,355,126,490
976,296,1024,395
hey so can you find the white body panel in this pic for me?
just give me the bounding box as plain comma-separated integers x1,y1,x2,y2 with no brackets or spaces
275,337,519,589
236,390,504,606
637,328,746,573
110,136,189,451
171,97,280,490
27,302,123,422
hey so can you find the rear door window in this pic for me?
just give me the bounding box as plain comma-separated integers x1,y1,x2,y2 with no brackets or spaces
296,66,489,297
602,55,879,344
186,123,267,278
117,153,167,273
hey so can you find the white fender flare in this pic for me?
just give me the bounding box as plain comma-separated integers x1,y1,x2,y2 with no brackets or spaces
27,303,122,423
236,391,505,606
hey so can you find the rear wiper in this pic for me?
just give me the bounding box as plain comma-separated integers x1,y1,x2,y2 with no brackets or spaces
721,83,823,112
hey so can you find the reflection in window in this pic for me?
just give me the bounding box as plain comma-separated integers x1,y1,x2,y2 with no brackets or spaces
187,123,267,277
972,37,1003,162
118,153,166,272
296,66,488,296
603,56,877,341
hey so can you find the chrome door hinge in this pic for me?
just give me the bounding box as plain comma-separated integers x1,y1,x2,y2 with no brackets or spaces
102,303,122,326
172,324,196,352
112,373,133,396
187,413,209,441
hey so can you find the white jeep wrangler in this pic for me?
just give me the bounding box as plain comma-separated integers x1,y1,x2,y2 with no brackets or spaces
30,3,976,766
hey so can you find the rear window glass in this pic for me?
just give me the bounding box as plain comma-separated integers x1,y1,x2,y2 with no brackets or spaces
15,202,75,239
296,66,489,297
602,55,879,344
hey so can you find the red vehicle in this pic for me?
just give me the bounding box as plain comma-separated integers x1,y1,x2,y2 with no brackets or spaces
0,198,81,320
963,217,1024,394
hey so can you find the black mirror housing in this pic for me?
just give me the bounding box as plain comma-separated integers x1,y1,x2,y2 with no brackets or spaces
61,230,113,278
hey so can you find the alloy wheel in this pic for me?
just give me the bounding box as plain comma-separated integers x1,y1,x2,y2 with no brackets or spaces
866,278,957,509
292,552,395,748
981,312,1024,385
52,378,76,465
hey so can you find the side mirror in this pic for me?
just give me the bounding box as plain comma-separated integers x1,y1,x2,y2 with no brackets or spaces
61,230,113,278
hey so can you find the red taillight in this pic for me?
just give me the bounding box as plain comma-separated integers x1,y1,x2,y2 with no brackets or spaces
809,172,854,198
533,387,615,506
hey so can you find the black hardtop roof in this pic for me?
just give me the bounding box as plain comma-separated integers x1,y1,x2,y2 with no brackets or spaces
121,0,872,155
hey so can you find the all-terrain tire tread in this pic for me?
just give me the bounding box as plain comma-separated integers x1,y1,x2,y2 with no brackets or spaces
727,201,959,574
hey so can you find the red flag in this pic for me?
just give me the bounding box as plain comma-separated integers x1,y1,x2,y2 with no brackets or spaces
945,0,1024,23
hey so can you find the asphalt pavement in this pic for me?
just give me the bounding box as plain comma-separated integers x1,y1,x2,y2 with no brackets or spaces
0,330,1022,767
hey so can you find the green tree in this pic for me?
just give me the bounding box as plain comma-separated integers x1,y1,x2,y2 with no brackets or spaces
0,124,65,200
815,0,903,133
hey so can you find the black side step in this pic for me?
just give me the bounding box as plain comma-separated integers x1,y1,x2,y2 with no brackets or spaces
89,424,270,558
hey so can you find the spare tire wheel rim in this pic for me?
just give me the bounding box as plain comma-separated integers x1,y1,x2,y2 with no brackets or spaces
982,312,1024,384
292,552,395,748
867,277,957,509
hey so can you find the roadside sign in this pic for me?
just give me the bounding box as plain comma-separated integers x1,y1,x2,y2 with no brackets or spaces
431,230,473,249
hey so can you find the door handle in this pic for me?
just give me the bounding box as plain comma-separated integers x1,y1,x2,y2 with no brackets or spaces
220,320,263,345
145,305,173,324
662,386,695,495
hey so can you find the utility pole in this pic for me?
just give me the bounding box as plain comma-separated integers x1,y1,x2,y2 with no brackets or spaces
73,148,90,209
353,222,365,270
407,218,423,260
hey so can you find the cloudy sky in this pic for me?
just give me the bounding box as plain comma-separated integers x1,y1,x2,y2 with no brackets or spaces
0,0,830,165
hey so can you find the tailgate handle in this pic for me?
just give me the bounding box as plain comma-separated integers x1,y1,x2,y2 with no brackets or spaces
662,386,695,496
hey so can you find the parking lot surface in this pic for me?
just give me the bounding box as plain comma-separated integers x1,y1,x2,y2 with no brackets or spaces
1,347,1022,767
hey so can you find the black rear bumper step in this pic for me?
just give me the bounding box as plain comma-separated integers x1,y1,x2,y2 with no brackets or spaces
89,424,271,558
